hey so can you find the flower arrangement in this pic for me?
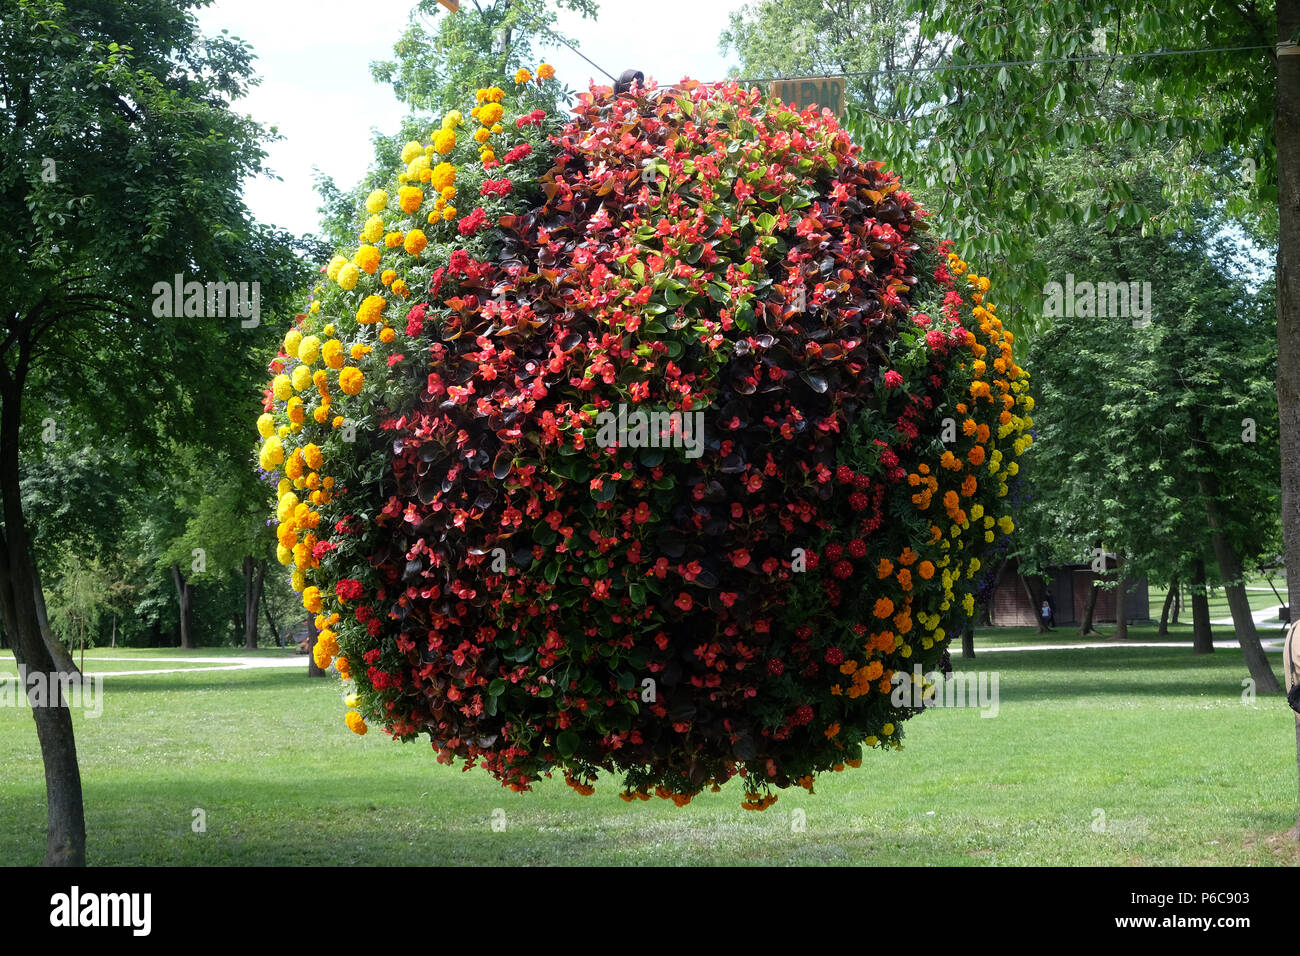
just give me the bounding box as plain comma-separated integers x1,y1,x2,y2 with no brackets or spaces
257,70,1033,807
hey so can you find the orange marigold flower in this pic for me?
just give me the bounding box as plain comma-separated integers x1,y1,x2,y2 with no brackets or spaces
877,558,894,578
918,560,935,579
899,547,918,566
897,568,912,591
968,445,987,466
961,475,978,497
873,597,894,618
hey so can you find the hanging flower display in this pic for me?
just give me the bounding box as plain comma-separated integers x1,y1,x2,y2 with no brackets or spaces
257,70,1033,807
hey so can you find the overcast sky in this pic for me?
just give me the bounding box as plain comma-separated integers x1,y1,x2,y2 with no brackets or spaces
194,0,749,238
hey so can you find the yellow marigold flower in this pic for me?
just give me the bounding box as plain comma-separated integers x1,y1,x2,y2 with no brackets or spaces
332,415,345,429
361,215,384,243
442,206,457,221
480,149,495,165
430,162,456,192
400,140,423,164
284,328,303,356
291,568,305,592
276,544,292,565
383,231,404,249
474,127,490,144
354,244,381,274
291,364,312,392
287,399,306,427
490,123,502,134
257,413,275,438
339,367,364,395
381,269,396,287
365,189,388,213
399,185,423,214
303,443,323,471
259,436,285,470
337,263,359,290
309,300,321,315
514,68,532,84
441,110,463,129
356,294,387,324
404,229,427,255
407,154,431,182
312,640,332,670
316,629,339,659
297,335,321,365
440,185,456,201
322,339,345,370
379,327,397,344
433,128,457,154
345,711,367,735
325,255,346,280
351,343,372,360
313,405,330,424
391,279,410,298
537,63,555,80
483,86,505,103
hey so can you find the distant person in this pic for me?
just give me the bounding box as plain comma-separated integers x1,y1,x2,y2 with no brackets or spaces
1040,600,1054,631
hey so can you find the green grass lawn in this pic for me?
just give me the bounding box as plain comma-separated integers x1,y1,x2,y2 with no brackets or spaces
1,642,1298,866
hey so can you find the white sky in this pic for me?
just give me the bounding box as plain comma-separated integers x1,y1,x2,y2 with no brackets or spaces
194,0,749,238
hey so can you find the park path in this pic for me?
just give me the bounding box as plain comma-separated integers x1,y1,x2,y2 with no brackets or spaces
1,636,1291,680
0,655,307,680
1210,604,1283,628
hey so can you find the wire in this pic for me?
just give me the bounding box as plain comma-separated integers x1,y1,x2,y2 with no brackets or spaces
551,33,617,83
497,4,618,83
720,43,1273,86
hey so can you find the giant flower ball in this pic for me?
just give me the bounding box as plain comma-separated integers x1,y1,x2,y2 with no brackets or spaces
258,69,1034,808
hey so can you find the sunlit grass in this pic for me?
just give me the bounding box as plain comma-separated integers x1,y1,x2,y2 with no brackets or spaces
1,644,1296,865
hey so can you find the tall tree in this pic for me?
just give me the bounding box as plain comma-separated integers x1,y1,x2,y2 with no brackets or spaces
0,0,305,864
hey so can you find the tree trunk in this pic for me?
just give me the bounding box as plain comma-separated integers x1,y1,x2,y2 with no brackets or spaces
1079,583,1100,636
1170,579,1181,625
170,563,195,650
1158,577,1177,635
1277,0,1300,841
32,562,78,675
1191,557,1214,654
1198,473,1280,691
961,621,975,659
243,556,264,651
1113,552,1129,640
0,372,85,865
